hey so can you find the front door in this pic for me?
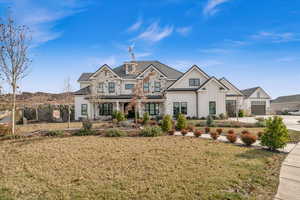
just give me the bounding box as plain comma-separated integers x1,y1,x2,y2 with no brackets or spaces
124,103,135,118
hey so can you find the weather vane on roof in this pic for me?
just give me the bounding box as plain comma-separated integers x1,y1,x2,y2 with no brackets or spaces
128,43,136,61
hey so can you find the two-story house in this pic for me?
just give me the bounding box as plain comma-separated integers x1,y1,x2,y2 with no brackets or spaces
74,60,271,120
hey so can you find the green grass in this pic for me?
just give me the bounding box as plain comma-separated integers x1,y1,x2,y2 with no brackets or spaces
0,136,285,200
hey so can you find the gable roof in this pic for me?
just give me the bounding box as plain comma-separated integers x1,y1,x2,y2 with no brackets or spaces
78,73,93,81
89,64,121,79
166,65,210,89
272,94,300,103
240,87,260,98
136,64,168,79
198,76,229,91
112,61,183,79
219,77,244,96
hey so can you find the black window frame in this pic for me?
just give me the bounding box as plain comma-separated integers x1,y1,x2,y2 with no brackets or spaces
189,78,200,87
209,101,216,115
81,104,88,116
99,103,113,116
154,82,161,92
125,84,134,90
143,82,150,92
108,82,115,93
145,103,160,116
173,102,188,116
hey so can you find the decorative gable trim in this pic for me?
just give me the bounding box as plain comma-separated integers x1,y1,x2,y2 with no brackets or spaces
167,65,210,89
219,77,244,96
136,64,168,79
197,77,229,91
249,87,271,99
89,64,121,80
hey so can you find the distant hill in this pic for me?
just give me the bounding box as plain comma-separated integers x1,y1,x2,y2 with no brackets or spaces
0,92,74,109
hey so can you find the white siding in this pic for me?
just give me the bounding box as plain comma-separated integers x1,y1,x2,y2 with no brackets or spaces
249,88,270,99
165,91,197,117
75,96,92,120
170,68,209,89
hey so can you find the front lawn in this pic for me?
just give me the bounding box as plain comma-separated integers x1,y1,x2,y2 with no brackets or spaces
0,136,285,200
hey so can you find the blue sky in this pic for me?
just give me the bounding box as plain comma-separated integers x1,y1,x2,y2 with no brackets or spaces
0,0,299,98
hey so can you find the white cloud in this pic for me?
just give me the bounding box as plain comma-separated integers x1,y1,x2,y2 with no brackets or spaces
0,0,88,46
176,26,192,36
127,19,143,32
251,31,300,43
135,21,173,42
87,56,117,67
203,0,231,16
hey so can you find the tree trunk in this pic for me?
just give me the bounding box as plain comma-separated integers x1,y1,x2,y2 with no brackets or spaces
11,84,16,136
35,107,39,121
68,104,71,128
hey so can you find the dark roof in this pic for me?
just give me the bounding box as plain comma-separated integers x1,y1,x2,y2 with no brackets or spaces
86,95,164,100
78,73,93,81
272,94,300,103
219,77,244,96
112,61,183,79
74,86,91,95
241,87,260,98
166,88,198,92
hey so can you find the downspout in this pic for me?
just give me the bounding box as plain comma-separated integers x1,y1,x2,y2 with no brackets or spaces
195,91,199,118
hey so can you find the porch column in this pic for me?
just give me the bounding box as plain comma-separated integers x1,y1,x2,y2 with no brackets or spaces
163,101,168,116
116,101,120,111
137,100,142,117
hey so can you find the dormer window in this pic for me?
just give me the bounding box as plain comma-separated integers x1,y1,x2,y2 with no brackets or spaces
127,65,133,72
189,79,200,87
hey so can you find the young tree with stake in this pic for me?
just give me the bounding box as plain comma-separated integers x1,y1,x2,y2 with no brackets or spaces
0,14,31,135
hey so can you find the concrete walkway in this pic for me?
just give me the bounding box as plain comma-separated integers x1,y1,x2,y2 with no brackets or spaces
275,143,300,200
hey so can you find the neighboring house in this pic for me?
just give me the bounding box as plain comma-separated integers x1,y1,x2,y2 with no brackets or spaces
74,61,271,120
240,87,271,115
271,94,300,114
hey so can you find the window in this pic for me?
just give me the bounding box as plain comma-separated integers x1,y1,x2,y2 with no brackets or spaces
173,102,187,116
97,82,104,93
145,103,159,115
127,65,133,72
81,104,88,115
108,82,115,93
125,84,134,90
209,101,216,115
143,82,149,92
189,79,200,87
154,82,161,92
99,103,113,116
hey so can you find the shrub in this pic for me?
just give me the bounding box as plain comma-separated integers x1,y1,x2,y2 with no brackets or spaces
226,132,237,143
45,130,64,137
148,120,158,126
238,109,245,117
241,130,249,135
161,115,173,132
206,115,215,127
116,111,126,122
104,128,126,137
257,131,264,139
73,129,96,136
205,127,210,134
181,129,188,136
168,129,175,136
143,112,150,124
187,123,195,132
112,110,118,119
241,132,257,146
261,116,289,151
210,132,219,140
139,126,163,137
82,120,92,131
228,129,235,134
194,129,202,137
219,113,228,120
216,128,223,135
176,114,187,130
0,124,11,137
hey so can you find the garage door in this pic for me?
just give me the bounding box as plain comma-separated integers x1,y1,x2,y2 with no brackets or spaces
251,101,266,115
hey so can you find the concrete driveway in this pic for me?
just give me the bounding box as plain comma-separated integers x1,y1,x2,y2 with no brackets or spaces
229,115,300,131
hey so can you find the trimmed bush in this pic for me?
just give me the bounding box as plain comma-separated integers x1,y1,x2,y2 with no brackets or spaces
176,114,187,130
187,123,195,132
261,116,289,151
238,109,245,117
148,120,158,126
241,132,257,146
226,131,237,143
210,132,219,140
219,113,228,120
181,129,188,136
216,128,223,135
104,128,126,137
45,130,64,137
116,111,126,122
82,120,93,131
168,129,175,136
73,129,96,136
257,131,264,139
139,126,163,137
205,127,210,134
206,115,215,127
194,129,202,137
143,112,150,124
162,115,173,132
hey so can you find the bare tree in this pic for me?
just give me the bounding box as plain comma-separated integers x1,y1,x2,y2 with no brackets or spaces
63,77,73,128
0,14,31,135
